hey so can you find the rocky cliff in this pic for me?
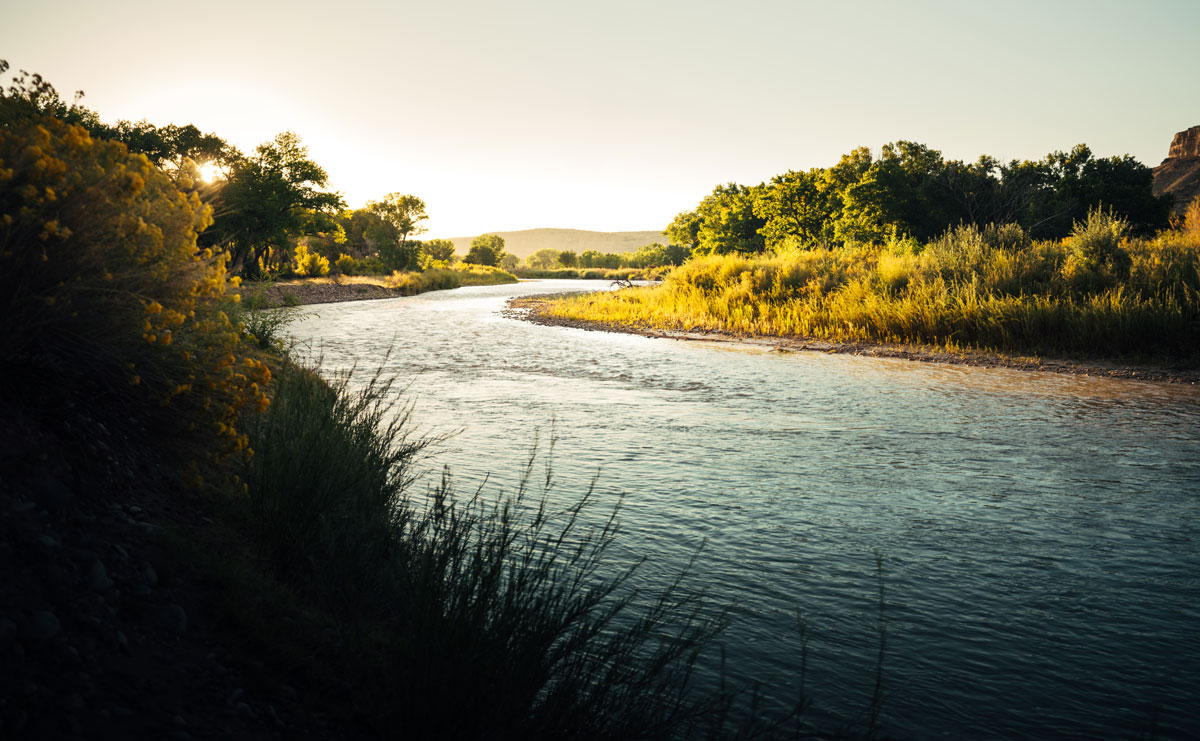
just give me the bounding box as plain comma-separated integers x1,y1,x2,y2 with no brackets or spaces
1153,125,1200,216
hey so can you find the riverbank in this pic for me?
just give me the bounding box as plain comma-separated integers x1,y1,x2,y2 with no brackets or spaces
506,295,1200,385
242,277,405,307
241,266,519,307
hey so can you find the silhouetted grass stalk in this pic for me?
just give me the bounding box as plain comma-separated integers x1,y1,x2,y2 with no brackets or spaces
241,357,736,737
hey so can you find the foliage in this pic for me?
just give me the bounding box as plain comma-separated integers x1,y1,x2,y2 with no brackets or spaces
206,132,344,276
547,217,1200,362
367,193,426,272
293,242,330,276
1062,207,1132,291
0,94,270,478
669,139,1172,255
418,238,457,268
557,249,578,267
527,247,562,270
465,233,505,266
334,252,357,275
384,264,518,295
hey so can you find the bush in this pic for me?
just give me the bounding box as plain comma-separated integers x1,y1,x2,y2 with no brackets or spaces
334,253,357,275
294,243,330,276
1063,208,1132,291
0,103,269,476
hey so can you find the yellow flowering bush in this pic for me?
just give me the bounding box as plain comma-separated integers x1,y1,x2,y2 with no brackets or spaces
0,104,269,477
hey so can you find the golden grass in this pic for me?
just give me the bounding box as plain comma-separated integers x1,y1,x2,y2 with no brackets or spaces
546,216,1200,363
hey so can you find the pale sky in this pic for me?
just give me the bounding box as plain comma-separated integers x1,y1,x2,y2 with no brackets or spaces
5,0,1198,238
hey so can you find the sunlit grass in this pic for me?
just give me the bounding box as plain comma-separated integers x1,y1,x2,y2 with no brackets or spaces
546,212,1200,362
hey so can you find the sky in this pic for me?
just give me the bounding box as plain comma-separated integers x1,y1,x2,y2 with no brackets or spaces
4,0,1199,238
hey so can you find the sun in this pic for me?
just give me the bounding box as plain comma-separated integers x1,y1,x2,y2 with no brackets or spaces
198,162,225,183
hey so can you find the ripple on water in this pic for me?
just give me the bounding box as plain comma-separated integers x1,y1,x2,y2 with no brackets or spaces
284,281,1200,739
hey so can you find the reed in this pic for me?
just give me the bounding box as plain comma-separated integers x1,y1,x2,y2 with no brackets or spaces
546,213,1200,362
239,357,732,737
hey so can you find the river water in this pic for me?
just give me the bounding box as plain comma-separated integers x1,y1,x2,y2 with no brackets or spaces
283,280,1200,738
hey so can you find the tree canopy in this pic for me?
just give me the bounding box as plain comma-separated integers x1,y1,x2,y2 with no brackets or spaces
206,132,344,274
465,234,505,266
666,140,1173,255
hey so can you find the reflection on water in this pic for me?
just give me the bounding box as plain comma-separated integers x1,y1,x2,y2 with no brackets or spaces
284,281,1200,739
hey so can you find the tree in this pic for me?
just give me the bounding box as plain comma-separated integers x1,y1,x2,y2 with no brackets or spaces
207,131,344,275
465,234,505,266
665,210,703,252
579,249,606,268
419,238,457,267
557,250,578,267
693,183,767,255
367,193,427,245
528,248,561,269
754,169,835,248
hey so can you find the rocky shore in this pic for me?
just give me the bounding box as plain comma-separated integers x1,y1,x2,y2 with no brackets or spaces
505,295,1200,386
241,280,404,307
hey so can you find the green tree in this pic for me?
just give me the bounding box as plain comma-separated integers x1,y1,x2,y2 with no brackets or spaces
579,249,606,268
665,210,703,252
693,183,767,255
528,248,561,269
557,250,578,267
754,169,835,248
420,238,457,267
207,131,344,275
465,234,505,266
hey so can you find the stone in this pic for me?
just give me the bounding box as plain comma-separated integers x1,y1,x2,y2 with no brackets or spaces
87,561,113,593
161,604,187,635
35,477,72,508
1168,126,1200,159
1153,125,1200,216
28,611,60,642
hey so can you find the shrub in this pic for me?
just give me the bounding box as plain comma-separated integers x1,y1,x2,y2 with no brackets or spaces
0,102,269,477
294,242,330,276
1063,207,1132,291
334,253,357,275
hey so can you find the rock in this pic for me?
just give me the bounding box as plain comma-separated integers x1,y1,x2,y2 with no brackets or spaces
35,534,60,549
1153,125,1200,216
35,477,72,508
141,563,158,587
1169,125,1200,158
161,604,187,635
0,617,17,648
28,611,60,642
87,560,113,593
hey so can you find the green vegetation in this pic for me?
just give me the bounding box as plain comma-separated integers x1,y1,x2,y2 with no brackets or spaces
385,263,518,294
2,62,761,737
548,208,1200,362
666,140,1173,257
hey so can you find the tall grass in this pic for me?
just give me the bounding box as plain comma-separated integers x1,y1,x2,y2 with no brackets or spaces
546,211,1200,362
241,358,732,738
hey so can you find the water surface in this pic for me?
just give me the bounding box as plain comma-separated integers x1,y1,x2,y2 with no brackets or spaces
284,280,1200,738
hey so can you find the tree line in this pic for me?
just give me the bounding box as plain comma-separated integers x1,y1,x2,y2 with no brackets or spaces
666,140,1174,256
1,64,454,278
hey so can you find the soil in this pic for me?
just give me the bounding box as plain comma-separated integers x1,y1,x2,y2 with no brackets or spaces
504,295,1200,386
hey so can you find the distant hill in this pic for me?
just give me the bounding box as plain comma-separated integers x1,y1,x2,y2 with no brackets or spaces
439,228,665,260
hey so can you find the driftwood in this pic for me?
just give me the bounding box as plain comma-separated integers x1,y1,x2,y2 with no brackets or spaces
610,278,634,289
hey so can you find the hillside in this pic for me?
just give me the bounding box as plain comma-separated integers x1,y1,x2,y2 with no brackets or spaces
438,228,665,260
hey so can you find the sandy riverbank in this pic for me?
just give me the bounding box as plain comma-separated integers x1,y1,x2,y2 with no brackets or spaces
505,295,1200,386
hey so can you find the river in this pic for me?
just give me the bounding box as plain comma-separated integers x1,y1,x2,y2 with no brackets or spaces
282,279,1200,738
